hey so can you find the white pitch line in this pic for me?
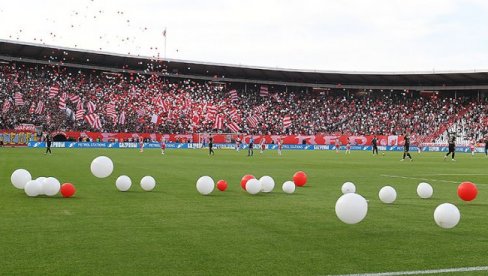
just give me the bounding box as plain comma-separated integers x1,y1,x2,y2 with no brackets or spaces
423,174,488,176
329,265,488,276
380,174,488,186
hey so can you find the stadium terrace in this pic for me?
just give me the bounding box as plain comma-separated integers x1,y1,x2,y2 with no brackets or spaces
1,40,487,146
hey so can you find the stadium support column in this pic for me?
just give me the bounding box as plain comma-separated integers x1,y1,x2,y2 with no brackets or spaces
245,83,247,93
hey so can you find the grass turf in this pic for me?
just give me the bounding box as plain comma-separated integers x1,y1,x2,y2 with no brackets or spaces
0,147,487,275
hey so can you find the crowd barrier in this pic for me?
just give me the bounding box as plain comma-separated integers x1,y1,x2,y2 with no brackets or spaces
27,142,486,153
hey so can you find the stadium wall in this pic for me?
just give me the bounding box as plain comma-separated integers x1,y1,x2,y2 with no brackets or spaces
25,141,486,153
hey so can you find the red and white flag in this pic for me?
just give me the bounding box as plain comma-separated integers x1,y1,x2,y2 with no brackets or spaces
48,86,59,98
2,100,11,113
85,113,102,129
229,89,239,101
118,111,126,125
105,103,117,121
69,94,80,104
154,96,164,107
227,121,241,133
247,116,259,128
283,115,292,129
207,105,218,115
160,101,169,113
35,101,45,114
136,108,145,117
254,105,266,113
14,92,24,106
259,85,269,97
59,93,66,110
87,101,96,113
75,109,84,121
213,114,224,130
75,101,84,121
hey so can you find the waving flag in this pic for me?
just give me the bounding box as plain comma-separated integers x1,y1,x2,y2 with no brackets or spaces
254,105,266,113
105,103,117,121
2,100,11,113
227,121,241,133
154,96,164,107
207,105,217,115
59,93,66,110
35,101,45,114
229,89,239,101
118,111,126,125
85,114,102,129
48,86,59,98
87,101,96,113
283,115,292,129
69,94,80,104
14,92,24,106
259,85,269,97
75,101,84,121
247,116,259,128
213,114,224,130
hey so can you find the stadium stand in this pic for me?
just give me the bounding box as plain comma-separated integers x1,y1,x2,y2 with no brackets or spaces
1,40,488,144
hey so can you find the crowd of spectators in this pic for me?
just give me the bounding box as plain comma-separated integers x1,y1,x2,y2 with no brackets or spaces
452,101,488,142
1,62,487,140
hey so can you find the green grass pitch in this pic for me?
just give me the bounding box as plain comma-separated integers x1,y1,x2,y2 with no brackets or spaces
1,147,487,275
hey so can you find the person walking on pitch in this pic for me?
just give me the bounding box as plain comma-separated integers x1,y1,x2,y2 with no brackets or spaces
444,132,456,161
401,134,413,161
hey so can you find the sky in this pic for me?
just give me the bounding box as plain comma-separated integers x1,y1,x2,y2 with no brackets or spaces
0,0,488,72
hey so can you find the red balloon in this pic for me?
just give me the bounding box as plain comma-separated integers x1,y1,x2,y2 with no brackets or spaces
240,175,255,190
293,171,307,187
217,180,228,192
60,183,76,198
457,182,477,201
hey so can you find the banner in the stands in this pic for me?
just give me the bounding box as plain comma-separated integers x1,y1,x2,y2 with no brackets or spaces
52,131,408,146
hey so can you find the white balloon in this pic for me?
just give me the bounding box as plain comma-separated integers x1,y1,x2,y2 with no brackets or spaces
90,156,114,178
379,186,397,204
24,180,42,197
282,181,295,194
36,177,48,195
140,176,156,191
196,176,214,195
116,175,132,192
341,182,356,194
11,169,32,189
417,182,433,199
43,177,61,196
335,193,368,224
246,179,262,195
259,176,275,193
434,203,461,229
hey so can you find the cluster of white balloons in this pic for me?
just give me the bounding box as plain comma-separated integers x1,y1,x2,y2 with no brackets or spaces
336,181,461,229
11,169,61,197
195,175,298,196
90,156,156,192
115,175,156,192
336,182,368,224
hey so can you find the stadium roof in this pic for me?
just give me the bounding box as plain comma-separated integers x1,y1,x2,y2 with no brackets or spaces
1,39,488,90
